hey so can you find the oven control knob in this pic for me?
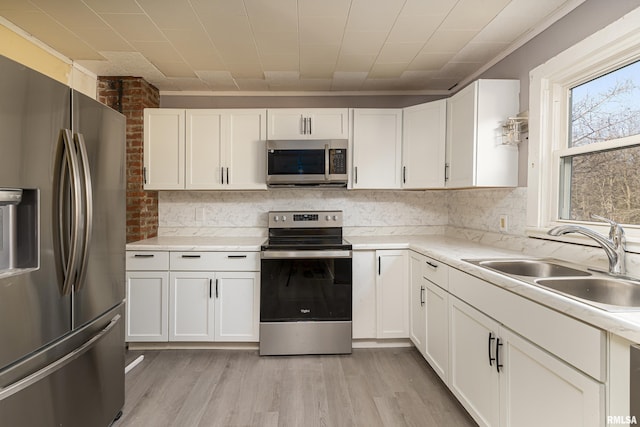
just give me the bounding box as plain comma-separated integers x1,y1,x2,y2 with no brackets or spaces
274,215,280,222
326,215,331,221
282,215,287,221
333,215,338,221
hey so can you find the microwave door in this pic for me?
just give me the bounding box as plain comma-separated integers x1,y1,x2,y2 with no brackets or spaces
267,148,326,184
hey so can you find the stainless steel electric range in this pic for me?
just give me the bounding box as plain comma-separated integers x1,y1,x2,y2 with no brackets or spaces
260,210,352,356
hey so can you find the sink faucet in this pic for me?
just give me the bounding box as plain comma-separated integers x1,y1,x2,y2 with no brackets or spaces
548,214,626,275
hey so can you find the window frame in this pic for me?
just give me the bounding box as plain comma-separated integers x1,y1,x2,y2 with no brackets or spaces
527,7,640,253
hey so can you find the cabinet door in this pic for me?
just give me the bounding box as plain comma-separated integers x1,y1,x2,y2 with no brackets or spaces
307,109,349,139
402,100,446,188
376,250,409,339
214,271,260,342
424,279,449,383
449,296,500,427
267,109,307,139
352,109,403,189
352,250,377,339
144,108,185,189
446,83,477,188
126,271,169,342
169,272,215,341
499,327,603,427
409,252,427,354
225,109,267,190
186,110,224,189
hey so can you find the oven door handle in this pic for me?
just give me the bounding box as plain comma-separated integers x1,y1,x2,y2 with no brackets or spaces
261,250,352,259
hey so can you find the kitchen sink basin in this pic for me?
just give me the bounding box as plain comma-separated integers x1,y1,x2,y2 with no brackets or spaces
472,259,592,278
535,277,640,309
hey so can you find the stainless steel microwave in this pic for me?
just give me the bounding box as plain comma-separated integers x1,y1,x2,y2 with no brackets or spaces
266,139,348,187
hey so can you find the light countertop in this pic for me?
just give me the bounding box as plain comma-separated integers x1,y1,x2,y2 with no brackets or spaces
127,233,640,343
126,236,266,251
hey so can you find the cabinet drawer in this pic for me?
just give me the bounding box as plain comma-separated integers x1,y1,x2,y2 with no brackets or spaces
126,251,169,270
422,256,448,289
170,251,259,271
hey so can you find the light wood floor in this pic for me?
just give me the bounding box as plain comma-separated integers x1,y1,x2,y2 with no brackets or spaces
117,347,476,427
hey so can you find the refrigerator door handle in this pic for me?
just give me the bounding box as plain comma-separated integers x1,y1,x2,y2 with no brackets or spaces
0,314,121,402
53,129,82,296
73,133,93,292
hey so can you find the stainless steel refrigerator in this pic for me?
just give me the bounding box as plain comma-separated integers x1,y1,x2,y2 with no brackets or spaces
0,55,126,426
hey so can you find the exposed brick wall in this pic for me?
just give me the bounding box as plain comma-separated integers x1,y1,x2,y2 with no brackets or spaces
97,77,160,243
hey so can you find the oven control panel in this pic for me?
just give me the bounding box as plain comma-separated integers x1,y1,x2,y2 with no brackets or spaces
268,210,343,228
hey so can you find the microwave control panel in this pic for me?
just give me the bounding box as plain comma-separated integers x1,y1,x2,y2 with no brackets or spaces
329,149,347,174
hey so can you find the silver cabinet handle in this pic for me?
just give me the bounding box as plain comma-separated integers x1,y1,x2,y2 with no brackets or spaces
420,286,425,306
354,166,358,184
0,315,120,401
300,115,306,135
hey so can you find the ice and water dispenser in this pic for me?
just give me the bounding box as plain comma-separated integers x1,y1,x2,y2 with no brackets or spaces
0,188,37,273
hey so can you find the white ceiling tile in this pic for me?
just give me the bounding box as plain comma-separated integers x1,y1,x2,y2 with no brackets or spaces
408,52,456,71
399,0,458,16
386,15,443,44
340,31,387,55
260,54,300,70
298,0,351,16
254,32,298,55
99,13,165,42
136,0,201,30
300,15,347,45
345,0,405,32
0,0,584,92
235,78,270,91
368,63,407,79
244,0,298,33
82,0,143,14
377,43,423,64
150,61,196,78
335,54,376,72
421,30,479,53
440,0,511,31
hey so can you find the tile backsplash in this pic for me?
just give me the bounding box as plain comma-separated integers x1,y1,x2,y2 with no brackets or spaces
158,189,448,236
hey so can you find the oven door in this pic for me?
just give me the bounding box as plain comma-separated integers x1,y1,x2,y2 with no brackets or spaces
260,250,352,322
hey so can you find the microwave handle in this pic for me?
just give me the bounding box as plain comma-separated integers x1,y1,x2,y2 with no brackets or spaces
324,144,330,180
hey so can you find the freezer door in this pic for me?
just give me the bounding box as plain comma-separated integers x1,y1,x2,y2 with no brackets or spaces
71,91,126,328
0,55,72,369
0,304,125,426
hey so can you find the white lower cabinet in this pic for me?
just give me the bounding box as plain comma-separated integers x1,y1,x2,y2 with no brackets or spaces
376,250,409,339
352,250,377,339
424,279,449,383
449,296,603,427
169,271,216,341
126,271,169,342
214,271,260,341
409,252,427,353
352,249,409,339
127,250,259,343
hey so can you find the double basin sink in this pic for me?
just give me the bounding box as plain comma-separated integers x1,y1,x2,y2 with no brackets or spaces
464,258,640,312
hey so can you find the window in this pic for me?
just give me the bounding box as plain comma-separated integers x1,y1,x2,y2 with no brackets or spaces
528,7,640,251
559,60,640,224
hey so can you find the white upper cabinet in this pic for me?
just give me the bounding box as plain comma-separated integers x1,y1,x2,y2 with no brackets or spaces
446,79,520,188
144,109,185,190
186,109,267,190
145,108,267,190
351,109,403,189
267,108,349,140
402,100,447,189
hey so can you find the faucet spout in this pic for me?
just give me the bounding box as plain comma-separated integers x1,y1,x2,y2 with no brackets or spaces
548,218,626,275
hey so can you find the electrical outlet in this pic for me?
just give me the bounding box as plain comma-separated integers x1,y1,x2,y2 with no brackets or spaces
499,214,509,232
